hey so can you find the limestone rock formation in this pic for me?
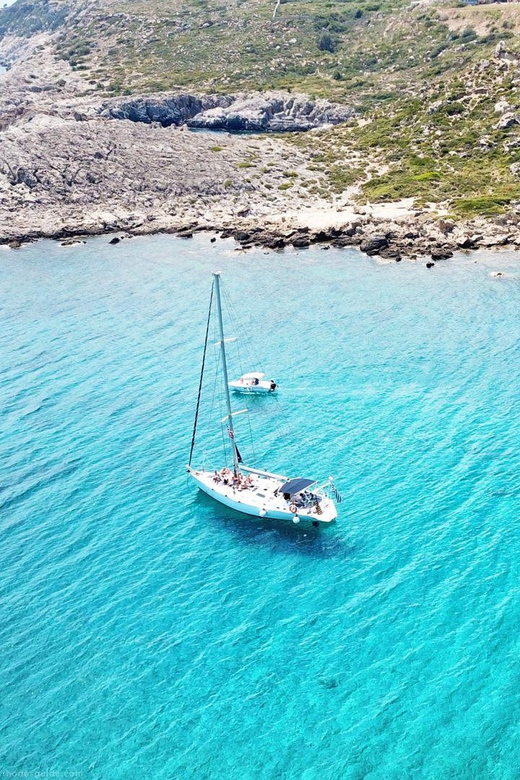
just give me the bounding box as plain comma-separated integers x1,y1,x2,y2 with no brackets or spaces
495,112,520,131
99,93,228,127
100,91,356,133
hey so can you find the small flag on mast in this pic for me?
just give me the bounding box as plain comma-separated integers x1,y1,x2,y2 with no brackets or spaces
330,482,342,503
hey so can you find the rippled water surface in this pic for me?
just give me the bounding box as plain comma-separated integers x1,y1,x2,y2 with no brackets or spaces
2,234,520,779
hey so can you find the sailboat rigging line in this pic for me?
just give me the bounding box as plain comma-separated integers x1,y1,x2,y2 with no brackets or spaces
209,344,225,462
214,272,240,473
207,313,226,466
209,349,221,422
224,283,294,452
188,280,215,468
209,315,229,466
222,286,257,377
221,285,257,461
224,287,293,444
221,286,245,377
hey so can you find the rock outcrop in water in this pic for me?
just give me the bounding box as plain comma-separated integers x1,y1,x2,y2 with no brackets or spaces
99,91,356,132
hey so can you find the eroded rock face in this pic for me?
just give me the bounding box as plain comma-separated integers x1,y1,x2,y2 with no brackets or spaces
99,93,229,127
99,91,355,132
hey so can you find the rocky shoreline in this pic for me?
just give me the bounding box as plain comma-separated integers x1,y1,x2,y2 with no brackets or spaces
3,207,520,266
0,42,519,264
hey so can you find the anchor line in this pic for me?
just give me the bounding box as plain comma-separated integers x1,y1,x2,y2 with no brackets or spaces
188,280,215,468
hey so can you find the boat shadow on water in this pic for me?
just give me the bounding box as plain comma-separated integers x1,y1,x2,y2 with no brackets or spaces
192,492,352,559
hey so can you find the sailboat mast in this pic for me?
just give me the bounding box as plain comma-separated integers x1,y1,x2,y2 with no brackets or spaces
213,272,239,473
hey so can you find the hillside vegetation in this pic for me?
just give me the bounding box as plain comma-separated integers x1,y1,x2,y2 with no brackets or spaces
3,0,520,216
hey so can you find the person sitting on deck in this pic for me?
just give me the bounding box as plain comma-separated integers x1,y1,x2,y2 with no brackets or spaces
238,474,252,490
213,470,222,483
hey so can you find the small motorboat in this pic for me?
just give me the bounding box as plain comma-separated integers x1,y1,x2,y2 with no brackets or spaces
229,372,277,394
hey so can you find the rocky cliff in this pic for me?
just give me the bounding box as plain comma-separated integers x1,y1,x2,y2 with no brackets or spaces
99,92,356,133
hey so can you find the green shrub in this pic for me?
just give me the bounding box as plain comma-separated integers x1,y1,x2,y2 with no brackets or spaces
445,102,465,116
318,32,336,53
452,195,512,217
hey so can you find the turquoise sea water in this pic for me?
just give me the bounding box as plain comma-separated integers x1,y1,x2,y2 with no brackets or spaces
1,234,520,779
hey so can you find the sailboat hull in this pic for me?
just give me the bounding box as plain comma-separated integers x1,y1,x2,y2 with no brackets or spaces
188,468,337,526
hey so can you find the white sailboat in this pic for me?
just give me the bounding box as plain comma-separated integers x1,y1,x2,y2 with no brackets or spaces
187,272,339,527
228,372,277,394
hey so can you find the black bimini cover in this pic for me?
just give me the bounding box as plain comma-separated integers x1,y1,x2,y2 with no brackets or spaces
279,478,316,496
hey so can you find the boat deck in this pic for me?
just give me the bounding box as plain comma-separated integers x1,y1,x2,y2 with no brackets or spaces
189,468,337,524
